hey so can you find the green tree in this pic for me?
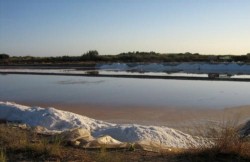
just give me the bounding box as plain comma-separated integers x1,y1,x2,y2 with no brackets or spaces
81,50,99,61
0,54,10,59
247,53,250,61
85,50,98,57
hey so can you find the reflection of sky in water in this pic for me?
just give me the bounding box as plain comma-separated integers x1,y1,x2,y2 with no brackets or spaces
57,80,105,85
1,69,250,78
1,74,250,109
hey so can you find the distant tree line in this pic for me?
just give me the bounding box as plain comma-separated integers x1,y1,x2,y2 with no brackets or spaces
1,51,250,65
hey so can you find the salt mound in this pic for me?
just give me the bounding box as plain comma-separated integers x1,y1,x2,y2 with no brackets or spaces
95,135,122,145
97,62,250,74
0,101,113,132
93,125,209,148
240,120,250,137
60,128,94,142
0,101,209,148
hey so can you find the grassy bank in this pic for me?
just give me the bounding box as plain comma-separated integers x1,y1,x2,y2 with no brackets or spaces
0,122,249,162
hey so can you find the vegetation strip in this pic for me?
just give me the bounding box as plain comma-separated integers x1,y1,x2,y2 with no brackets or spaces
1,52,250,64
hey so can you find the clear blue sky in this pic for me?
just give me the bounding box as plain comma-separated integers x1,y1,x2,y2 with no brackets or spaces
0,0,250,56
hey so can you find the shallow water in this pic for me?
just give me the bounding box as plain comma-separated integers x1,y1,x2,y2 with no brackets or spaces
1,74,250,109
1,68,250,78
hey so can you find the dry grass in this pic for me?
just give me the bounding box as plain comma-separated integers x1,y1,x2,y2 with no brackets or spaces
0,123,62,161
0,120,249,162
211,119,250,160
179,117,250,162
0,148,6,162
94,145,123,162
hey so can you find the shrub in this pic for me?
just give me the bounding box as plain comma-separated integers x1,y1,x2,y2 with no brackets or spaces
48,136,62,157
0,148,6,162
184,117,250,161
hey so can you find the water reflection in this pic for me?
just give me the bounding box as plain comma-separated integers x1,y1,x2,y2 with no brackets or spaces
1,74,250,109
85,70,99,75
57,79,104,85
0,68,250,79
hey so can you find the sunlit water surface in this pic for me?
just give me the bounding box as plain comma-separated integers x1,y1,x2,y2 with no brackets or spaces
1,74,250,109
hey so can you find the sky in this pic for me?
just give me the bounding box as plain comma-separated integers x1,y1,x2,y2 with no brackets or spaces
0,0,250,56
